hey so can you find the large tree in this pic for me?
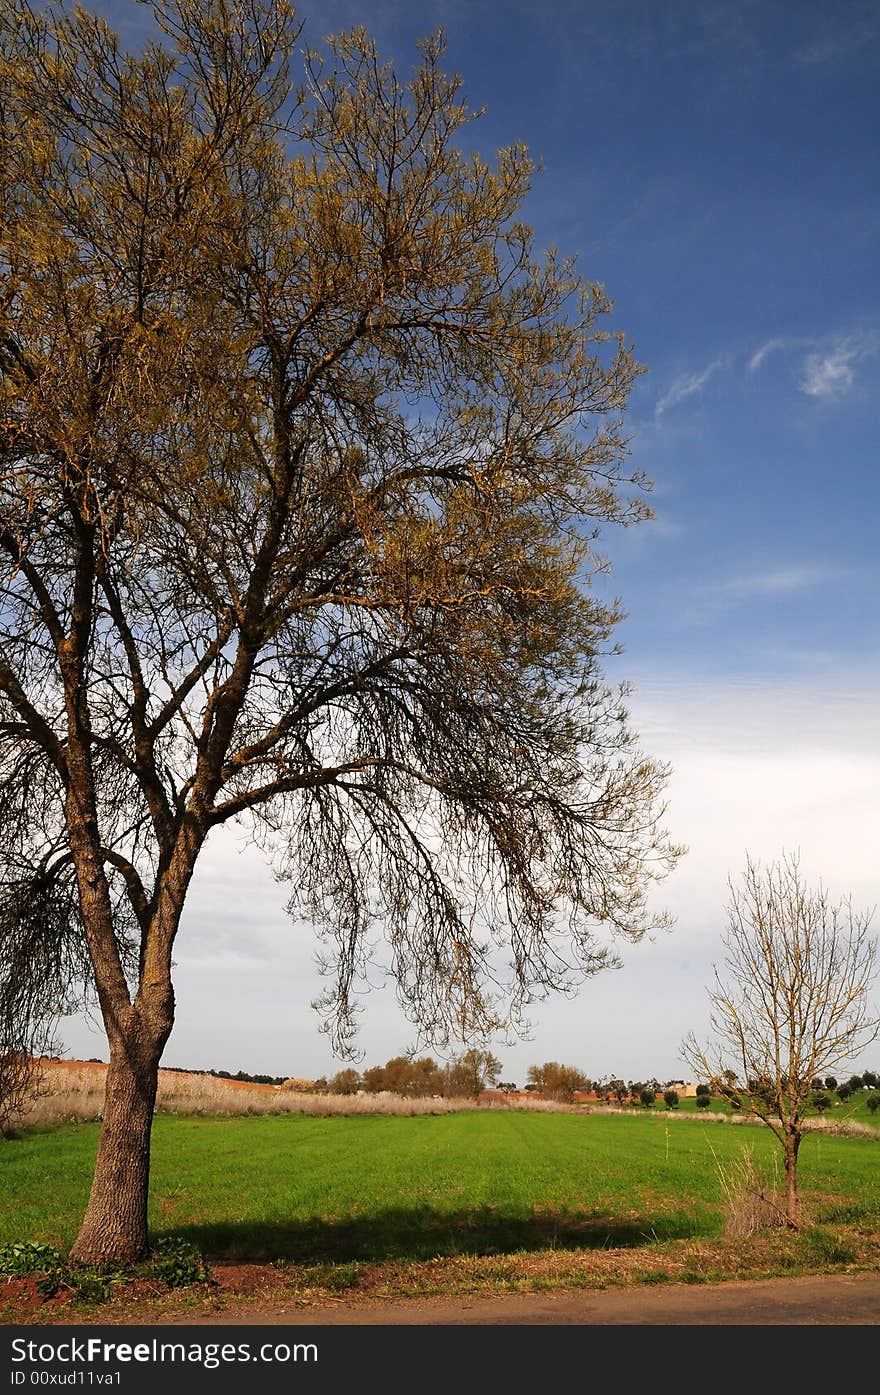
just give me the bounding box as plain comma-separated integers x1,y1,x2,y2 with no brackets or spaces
0,0,680,1263
683,854,879,1227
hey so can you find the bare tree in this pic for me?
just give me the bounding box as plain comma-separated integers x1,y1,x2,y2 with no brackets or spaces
0,0,681,1263
683,854,879,1227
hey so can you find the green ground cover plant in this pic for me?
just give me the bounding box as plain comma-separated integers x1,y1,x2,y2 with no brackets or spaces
2,1112,876,1266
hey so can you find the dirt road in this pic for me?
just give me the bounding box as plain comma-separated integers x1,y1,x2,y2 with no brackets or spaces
161,1270,880,1325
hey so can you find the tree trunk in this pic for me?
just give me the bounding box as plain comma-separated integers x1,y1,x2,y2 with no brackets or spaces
69,1012,168,1264
783,1132,801,1229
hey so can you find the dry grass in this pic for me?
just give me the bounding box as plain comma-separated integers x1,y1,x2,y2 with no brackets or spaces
585,1105,738,1122
712,1145,787,1237
10,1222,880,1325
802,1116,879,1139
16,1060,573,1126
586,1107,878,1139
17,1063,880,1133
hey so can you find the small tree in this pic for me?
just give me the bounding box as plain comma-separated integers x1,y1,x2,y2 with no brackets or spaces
695,1082,711,1097
866,1093,880,1115
696,1092,711,1110
663,1088,679,1109
812,1092,831,1113
447,1048,502,1097
329,1068,361,1095
683,854,880,1227
639,1088,655,1108
862,1070,878,1089
836,1083,852,1103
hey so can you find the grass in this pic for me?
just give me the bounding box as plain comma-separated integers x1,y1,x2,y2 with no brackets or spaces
2,1111,877,1267
665,1095,880,1127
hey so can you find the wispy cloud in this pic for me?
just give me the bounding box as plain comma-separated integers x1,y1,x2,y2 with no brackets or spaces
655,359,724,418
792,22,879,67
720,566,841,599
675,564,854,629
748,337,787,374
800,336,876,400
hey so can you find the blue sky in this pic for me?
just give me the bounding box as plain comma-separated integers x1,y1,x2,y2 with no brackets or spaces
66,0,880,1084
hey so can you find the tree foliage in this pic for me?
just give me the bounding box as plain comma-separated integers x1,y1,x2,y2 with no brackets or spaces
0,862,92,1133
0,0,679,1260
525,1060,590,1101
359,1048,500,1096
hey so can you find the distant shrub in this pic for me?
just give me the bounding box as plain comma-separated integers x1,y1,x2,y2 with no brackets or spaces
812,1093,831,1113
663,1089,679,1109
866,1093,880,1115
696,1093,712,1110
695,1083,711,1097
639,1089,655,1108
836,1084,852,1102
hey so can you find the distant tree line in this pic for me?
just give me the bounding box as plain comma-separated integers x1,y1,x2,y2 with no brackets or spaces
158,1059,880,1108
160,1065,289,1087
313,1049,504,1098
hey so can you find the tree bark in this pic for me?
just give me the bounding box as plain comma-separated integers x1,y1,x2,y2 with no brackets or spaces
68,1003,171,1264
783,1132,801,1229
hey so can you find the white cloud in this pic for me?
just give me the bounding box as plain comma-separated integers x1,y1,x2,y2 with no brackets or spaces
800,336,876,400
672,563,851,630
58,671,880,1081
720,565,842,598
747,337,787,374
792,23,879,67
655,359,724,417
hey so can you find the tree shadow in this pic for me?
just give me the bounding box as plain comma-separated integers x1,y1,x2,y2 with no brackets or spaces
167,1204,709,1264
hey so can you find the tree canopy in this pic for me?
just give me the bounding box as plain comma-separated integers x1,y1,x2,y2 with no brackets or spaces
0,0,679,1261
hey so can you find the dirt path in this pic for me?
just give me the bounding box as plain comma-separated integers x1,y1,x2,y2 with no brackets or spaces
156,1271,880,1325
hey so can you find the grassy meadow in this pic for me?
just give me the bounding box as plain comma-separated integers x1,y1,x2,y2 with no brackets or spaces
3,1110,878,1266
668,1093,880,1126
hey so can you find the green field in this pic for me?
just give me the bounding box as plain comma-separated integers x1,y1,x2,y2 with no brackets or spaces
663,1095,880,1126
3,1111,878,1265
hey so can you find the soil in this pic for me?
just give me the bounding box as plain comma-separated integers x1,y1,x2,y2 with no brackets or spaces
4,1265,880,1326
